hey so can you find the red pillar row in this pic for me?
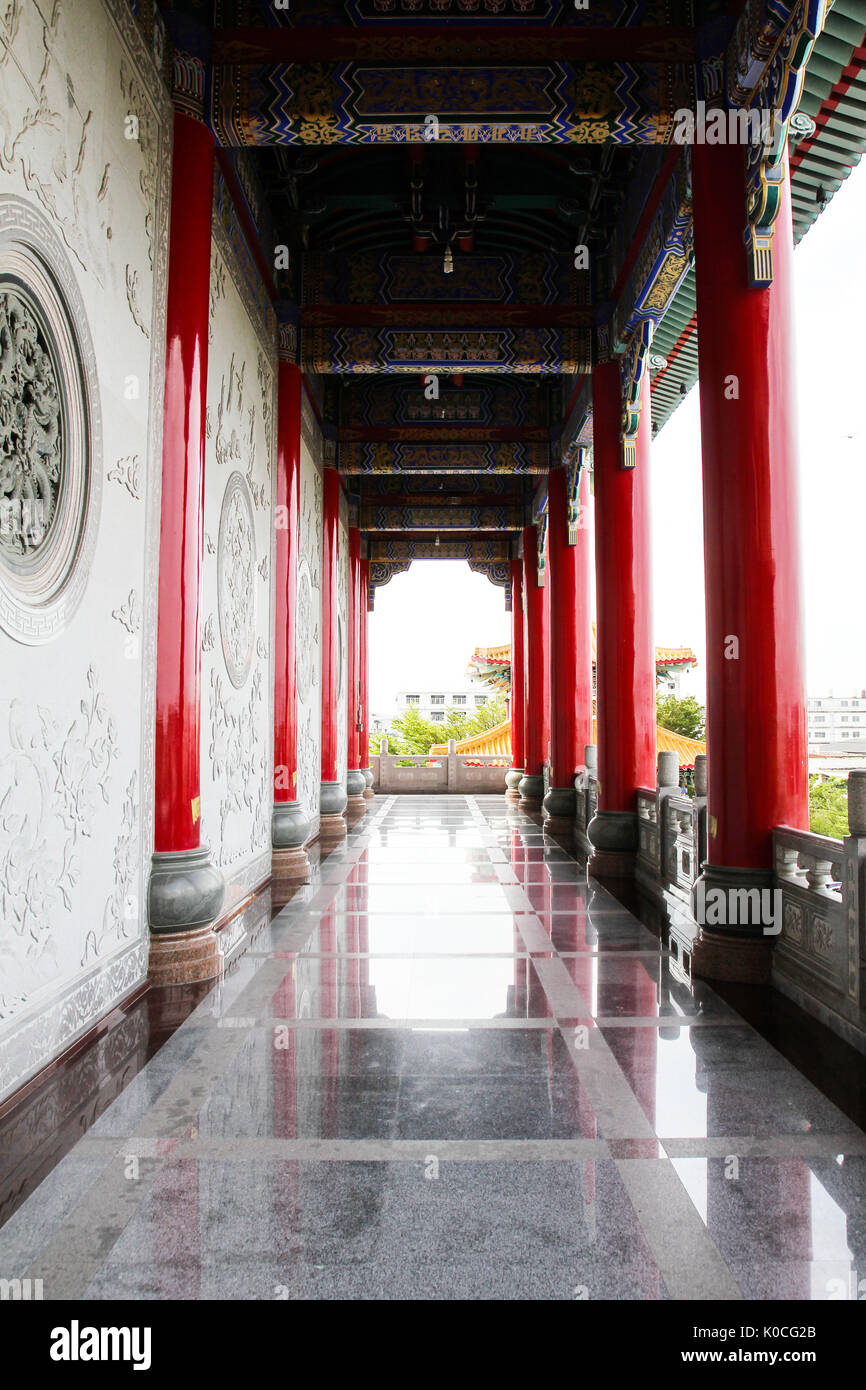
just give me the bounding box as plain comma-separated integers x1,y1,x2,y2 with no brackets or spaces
519,524,550,808
587,361,655,874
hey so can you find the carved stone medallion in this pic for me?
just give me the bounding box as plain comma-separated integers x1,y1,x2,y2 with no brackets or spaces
217,470,257,689
0,198,102,643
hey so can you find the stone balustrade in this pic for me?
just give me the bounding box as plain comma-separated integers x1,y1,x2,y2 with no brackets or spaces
372,739,508,794
771,774,866,1049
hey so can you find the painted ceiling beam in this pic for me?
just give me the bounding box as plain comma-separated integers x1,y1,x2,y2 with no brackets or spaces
212,27,698,66
369,538,511,562
339,441,550,473
210,61,694,146
361,505,523,531
302,305,591,326
338,427,551,443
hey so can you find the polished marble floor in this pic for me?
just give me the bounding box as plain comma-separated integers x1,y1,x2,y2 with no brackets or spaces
1,795,865,1301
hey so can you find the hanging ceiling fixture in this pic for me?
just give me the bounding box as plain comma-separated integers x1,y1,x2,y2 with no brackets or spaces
443,244,454,274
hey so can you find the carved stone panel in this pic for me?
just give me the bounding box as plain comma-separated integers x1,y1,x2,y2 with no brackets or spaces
0,201,102,643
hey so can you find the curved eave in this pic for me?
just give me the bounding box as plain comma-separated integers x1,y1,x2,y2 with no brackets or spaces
651,0,866,436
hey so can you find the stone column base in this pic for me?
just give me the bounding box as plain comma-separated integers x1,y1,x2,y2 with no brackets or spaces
690,929,773,984
272,845,311,887
346,769,367,814
363,787,375,800
518,772,544,810
362,767,375,799
272,801,311,886
688,863,777,983
543,786,575,835
505,767,523,802
148,924,222,988
320,780,347,839
320,813,347,840
586,810,638,881
587,847,637,881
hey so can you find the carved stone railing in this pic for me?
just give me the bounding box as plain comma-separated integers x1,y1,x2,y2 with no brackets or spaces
635,751,707,907
771,772,866,1046
772,825,847,1007
372,739,507,794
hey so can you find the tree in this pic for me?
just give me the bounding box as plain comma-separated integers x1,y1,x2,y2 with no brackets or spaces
384,698,508,755
656,693,706,740
809,775,848,839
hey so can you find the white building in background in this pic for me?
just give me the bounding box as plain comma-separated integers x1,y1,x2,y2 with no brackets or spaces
371,687,490,733
808,693,866,745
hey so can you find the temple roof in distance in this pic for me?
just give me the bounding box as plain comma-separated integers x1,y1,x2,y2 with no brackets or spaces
468,634,697,691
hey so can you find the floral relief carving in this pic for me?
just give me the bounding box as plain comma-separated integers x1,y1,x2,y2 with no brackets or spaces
111,588,140,634
82,771,139,966
0,667,118,1020
201,612,216,653
811,916,833,959
125,265,149,338
119,60,159,268
106,454,141,500
207,665,268,866
782,900,804,945
0,4,99,275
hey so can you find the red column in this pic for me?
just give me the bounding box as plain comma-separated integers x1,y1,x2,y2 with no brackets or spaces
587,361,655,876
272,357,311,888
544,466,581,824
575,467,594,758
506,558,525,800
691,144,807,976
346,525,366,810
149,111,223,969
359,556,373,797
519,524,550,808
320,467,347,835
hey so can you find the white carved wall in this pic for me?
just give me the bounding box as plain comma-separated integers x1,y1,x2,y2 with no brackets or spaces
200,218,277,917
0,0,171,1101
297,395,323,833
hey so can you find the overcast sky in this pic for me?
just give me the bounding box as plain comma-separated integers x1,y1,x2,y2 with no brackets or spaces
369,159,866,715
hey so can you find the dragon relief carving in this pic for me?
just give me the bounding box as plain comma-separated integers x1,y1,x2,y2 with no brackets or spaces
0,290,62,560
0,666,118,1019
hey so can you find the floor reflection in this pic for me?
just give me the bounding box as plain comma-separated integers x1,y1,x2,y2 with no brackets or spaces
1,794,865,1300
